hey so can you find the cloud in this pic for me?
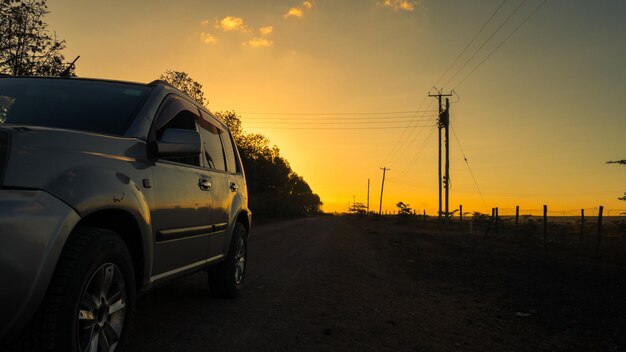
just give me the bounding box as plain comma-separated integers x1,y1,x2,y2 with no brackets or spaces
246,37,273,48
200,19,210,26
381,0,415,12
200,32,217,45
284,7,304,18
218,16,249,32
259,26,274,36
284,1,314,19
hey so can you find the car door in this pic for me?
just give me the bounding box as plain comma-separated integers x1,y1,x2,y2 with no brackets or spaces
196,111,233,258
150,95,214,279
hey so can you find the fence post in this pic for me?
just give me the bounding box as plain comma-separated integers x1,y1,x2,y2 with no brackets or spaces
487,208,495,237
515,205,519,238
580,209,585,243
596,206,604,256
460,205,463,230
495,207,500,235
543,205,548,244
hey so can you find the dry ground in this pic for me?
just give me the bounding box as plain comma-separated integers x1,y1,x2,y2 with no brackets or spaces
127,215,626,351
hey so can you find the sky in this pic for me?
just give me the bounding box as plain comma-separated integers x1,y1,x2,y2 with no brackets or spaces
46,0,625,215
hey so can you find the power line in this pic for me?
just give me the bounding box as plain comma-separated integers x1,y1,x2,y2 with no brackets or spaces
240,110,437,116
242,118,437,125
387,102,439,169
450,124,489,212
442,0,530,88
241,125,432,130
454,0,549,89
241,114,437,121
435,0,508,87
392,123,439,180
383,96,437,168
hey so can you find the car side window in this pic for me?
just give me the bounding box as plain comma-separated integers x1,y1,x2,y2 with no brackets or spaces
220,132,238,173
154,95,200,167
197,114,226,171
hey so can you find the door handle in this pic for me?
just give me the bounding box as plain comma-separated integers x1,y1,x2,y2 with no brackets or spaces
199,178,212,191
229,182,239,192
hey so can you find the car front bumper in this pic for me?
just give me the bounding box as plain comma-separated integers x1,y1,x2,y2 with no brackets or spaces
0,189,80,341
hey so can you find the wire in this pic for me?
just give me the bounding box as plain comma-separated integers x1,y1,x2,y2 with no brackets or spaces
387,104,438,168
451,124,489,212
393,123,439,180
242,118,437,125
241,114,437,121
435,0,508,87
443,0,530,88
383,96,437,168
245,125,436,130
454,0,549,89
240,110,437,116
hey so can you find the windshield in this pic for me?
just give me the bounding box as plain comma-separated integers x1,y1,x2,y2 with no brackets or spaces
0,78,150,135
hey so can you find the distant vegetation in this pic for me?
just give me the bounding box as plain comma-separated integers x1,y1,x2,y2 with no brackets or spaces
159,71,323,219
217,111,323,219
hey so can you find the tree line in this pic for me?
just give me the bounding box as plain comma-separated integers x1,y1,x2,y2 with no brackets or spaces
215,110,323,218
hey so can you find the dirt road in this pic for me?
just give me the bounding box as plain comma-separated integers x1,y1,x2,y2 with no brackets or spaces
127,216,626,351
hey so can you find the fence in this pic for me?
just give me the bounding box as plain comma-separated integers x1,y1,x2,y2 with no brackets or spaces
400,205,626,262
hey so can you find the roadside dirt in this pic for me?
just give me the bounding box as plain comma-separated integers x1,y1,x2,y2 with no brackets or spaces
127,216,626,351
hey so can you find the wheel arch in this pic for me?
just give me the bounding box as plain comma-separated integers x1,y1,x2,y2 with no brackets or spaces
236,210,251,236
74,209,146,292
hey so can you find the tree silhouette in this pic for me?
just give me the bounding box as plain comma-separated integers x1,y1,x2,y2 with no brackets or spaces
0,0,74,76
607,160,625,201
216,110,322,218
348,202,367,215
396,201,413,216
159,70,206,106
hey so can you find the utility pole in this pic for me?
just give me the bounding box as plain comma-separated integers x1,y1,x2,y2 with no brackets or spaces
429,90,452,225
444,98,450,225
379,167,389,215
367,178,370,214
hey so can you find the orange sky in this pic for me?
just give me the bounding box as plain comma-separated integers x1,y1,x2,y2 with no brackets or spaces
47,0,625,214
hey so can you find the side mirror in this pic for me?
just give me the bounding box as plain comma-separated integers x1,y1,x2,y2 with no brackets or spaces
157,129,201,157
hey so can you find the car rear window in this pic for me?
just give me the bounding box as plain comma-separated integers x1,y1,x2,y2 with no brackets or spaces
0,78,150,135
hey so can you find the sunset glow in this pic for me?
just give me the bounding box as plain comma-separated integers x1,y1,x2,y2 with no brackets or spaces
46,0,625,214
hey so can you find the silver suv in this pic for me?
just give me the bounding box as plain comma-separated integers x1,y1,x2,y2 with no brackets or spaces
0,77,251,351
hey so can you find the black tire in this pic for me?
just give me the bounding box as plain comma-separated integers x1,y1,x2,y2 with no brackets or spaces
208,222,247,298
19,227,135,352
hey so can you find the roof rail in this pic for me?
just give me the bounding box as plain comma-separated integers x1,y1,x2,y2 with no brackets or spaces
148,79,174,88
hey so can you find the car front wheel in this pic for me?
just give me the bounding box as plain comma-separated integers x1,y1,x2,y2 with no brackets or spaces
21,227,135,352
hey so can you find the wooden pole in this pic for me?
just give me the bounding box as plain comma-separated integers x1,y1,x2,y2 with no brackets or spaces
515,205,519,238
379,167,389,215
580,209,585,242
438,120,442,225
444,98,450,226
459,204,463,230
543,205,548,244
495,207,500,235
423,209,426,226
367,178,370,214
596,206,604,256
